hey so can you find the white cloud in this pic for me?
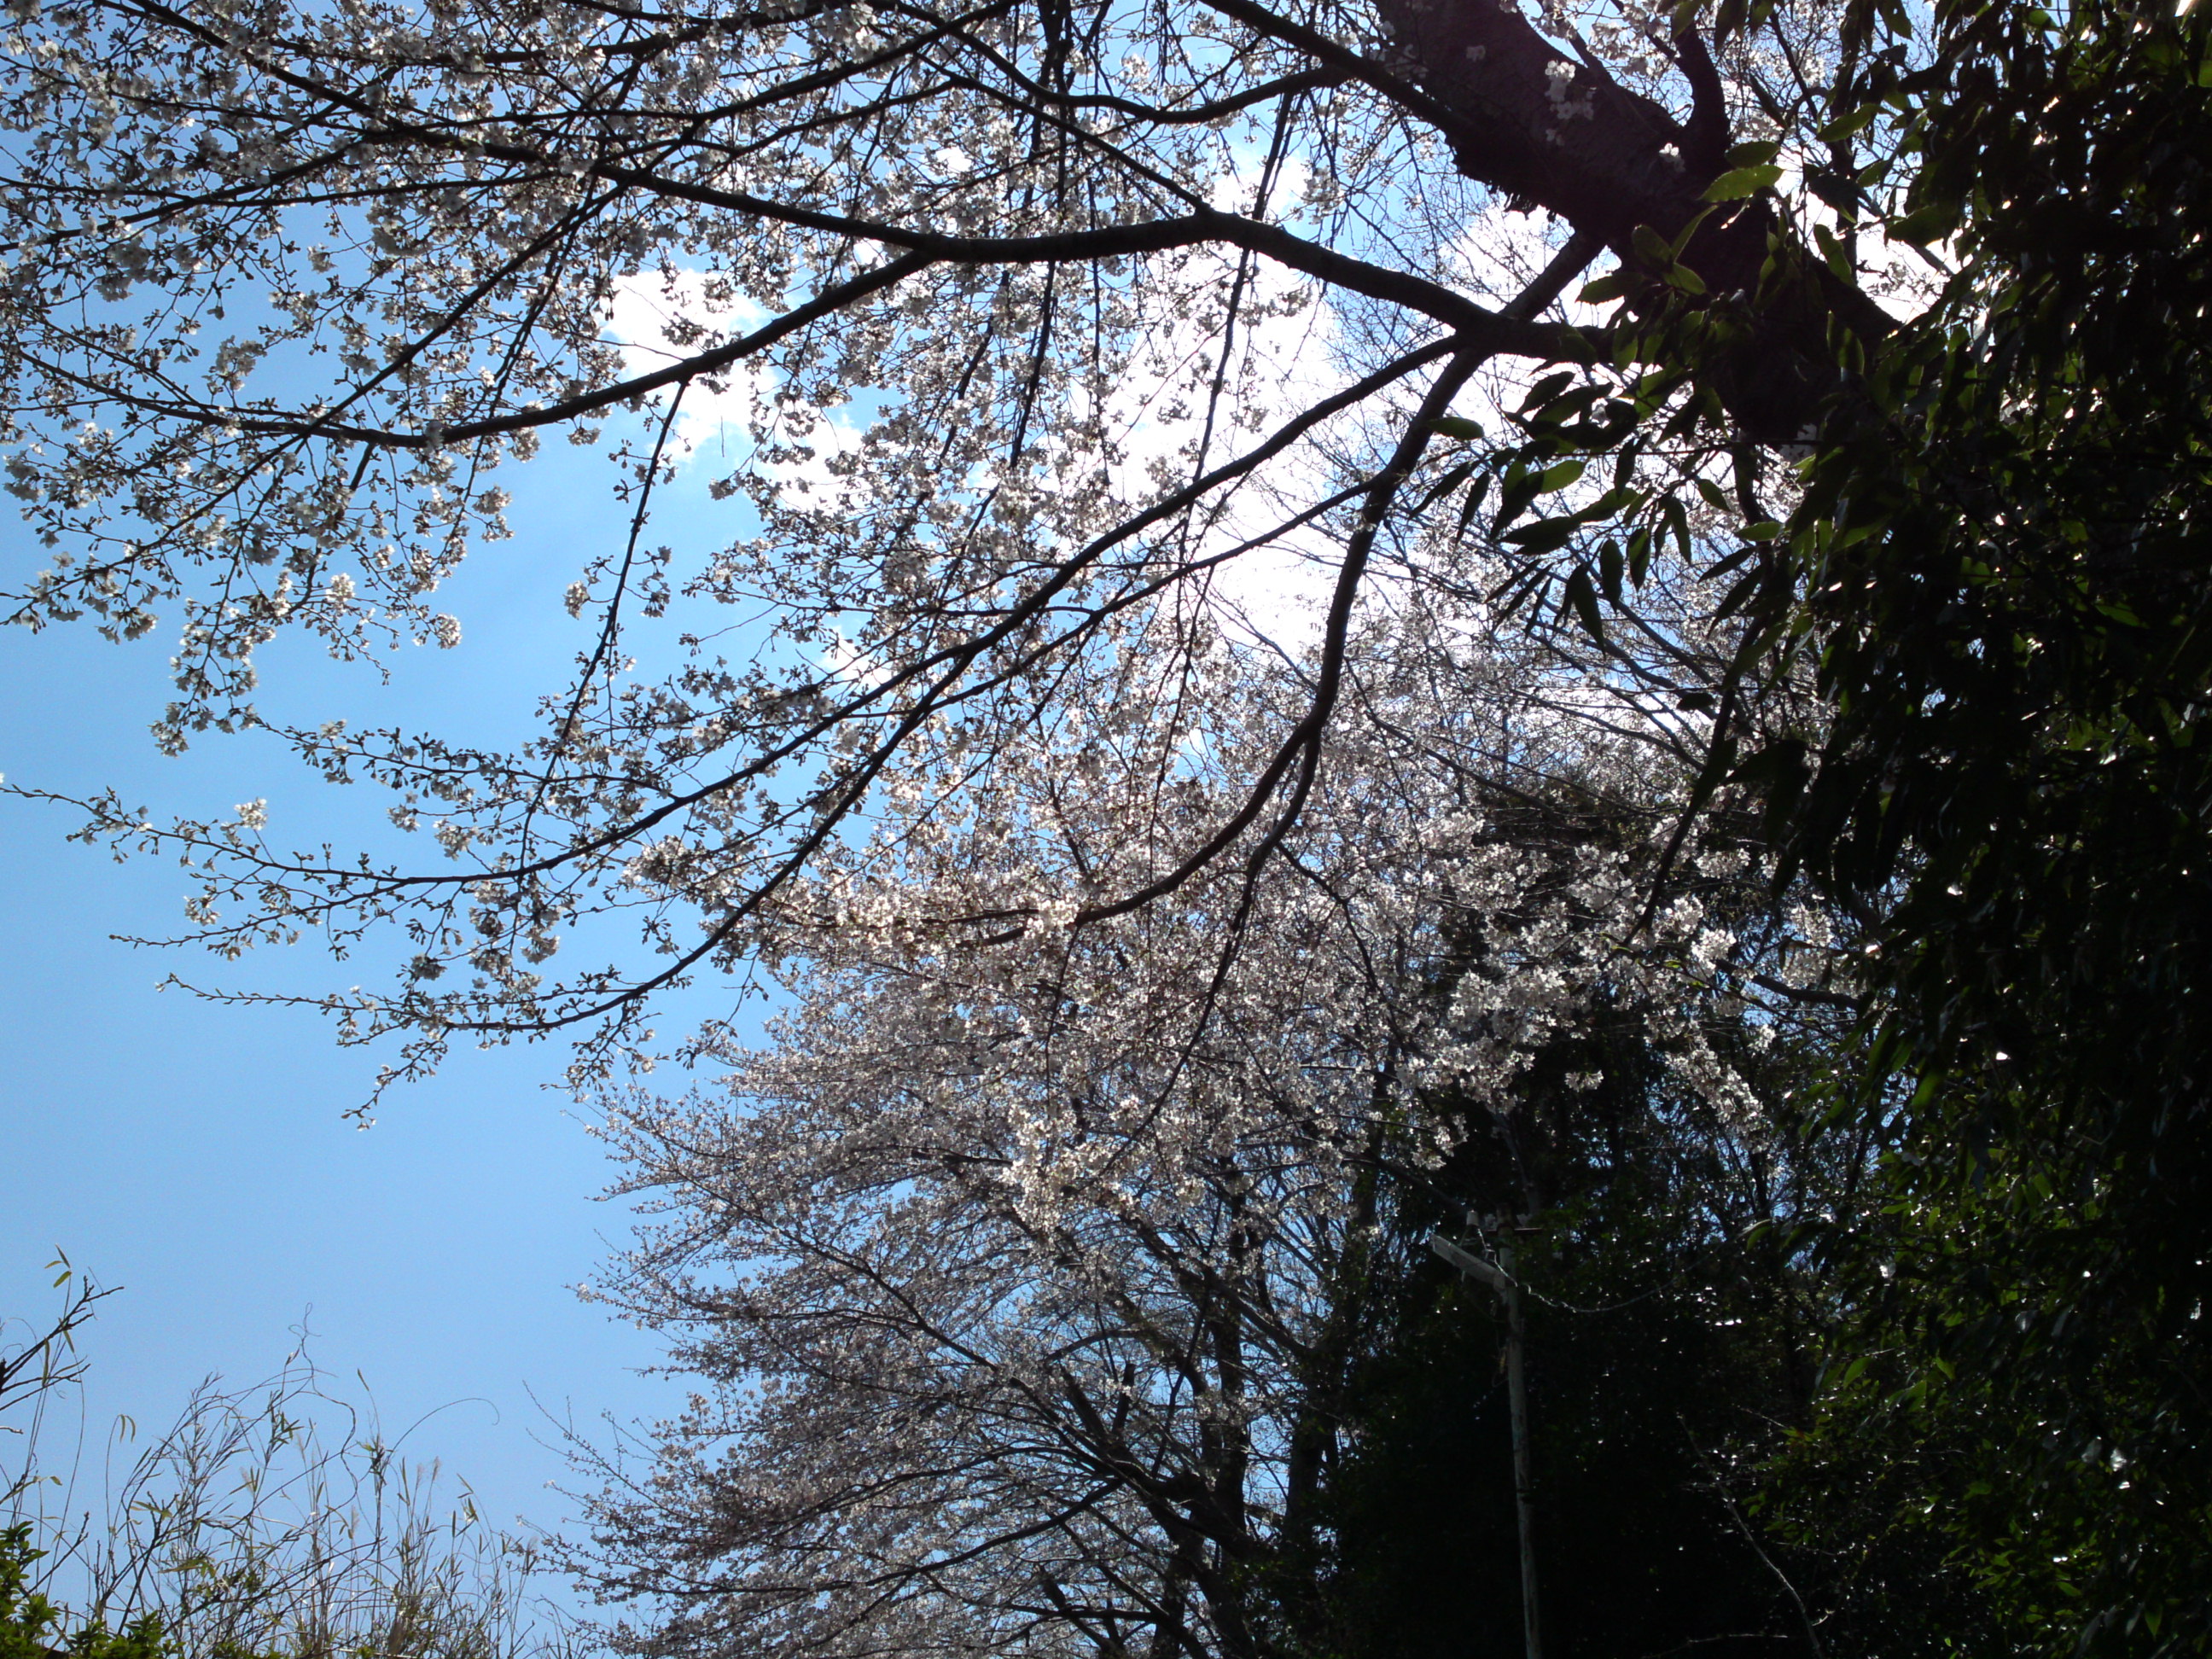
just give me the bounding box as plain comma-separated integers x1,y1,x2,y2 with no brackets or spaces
1059,159,1383,655
601,265,868,498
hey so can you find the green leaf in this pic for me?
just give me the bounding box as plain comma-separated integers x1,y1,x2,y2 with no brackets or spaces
1703,541,1756,581
1815,102,1882,143
1411,459,1476,515
1504,515,1584,556
1563,564,1606,643
1668,207,1714,260
1537,457,1586,493
1598,538,1625,602
1493,463,1540,533
1577,271,1633,305
1456,474,1492,536
1813,220,1855,280
1888,201,1959,245
1519,370,1574,414
1701,164,1784,202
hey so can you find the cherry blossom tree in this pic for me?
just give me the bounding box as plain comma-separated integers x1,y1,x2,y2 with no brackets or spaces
0,0,1890,1089
565,596,1859,1659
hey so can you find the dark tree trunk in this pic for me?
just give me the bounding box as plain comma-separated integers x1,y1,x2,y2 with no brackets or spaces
1371,0,1894,442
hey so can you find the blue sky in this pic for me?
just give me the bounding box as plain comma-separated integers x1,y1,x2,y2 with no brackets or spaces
0,439,762,1575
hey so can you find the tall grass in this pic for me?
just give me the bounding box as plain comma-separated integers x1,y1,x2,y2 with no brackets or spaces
3,1263,591,1659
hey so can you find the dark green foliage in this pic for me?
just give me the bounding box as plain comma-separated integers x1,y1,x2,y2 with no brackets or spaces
1313,1249,1802,1659
1420,0,2212,1646
0,1527,168,1659
1261,1002,1919,1659
1758,3,2212,1649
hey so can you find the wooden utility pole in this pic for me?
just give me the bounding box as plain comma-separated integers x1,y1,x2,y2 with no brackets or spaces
1429,1224,1542,1659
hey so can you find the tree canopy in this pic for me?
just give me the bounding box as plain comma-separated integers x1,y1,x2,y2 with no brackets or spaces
573,605,1858,1657
3,0,1870,1082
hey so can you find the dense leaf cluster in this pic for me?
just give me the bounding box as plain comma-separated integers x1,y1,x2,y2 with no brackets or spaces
1776,3,2212,1644
1452,0,2212,1648
1,1528,170,1659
